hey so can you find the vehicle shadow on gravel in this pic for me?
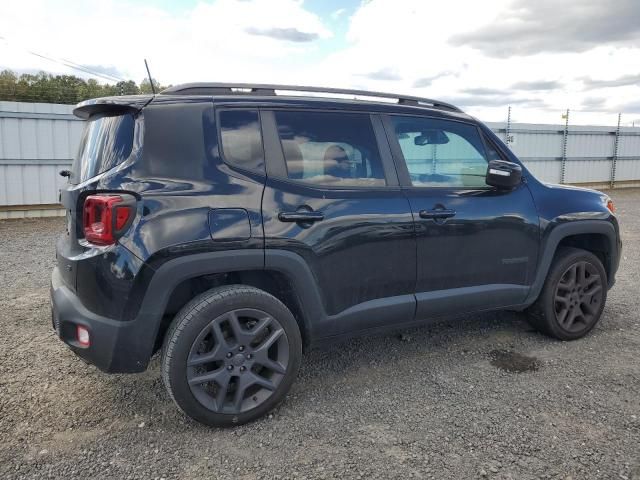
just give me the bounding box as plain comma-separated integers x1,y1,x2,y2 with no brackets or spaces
299,310,539,376
92,309,536,423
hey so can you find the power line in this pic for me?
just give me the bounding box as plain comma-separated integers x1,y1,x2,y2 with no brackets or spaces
0,34,126,83
28,50,125,83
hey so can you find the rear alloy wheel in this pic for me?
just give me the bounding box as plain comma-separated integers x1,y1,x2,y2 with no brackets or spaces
162,286,302,427
527,247,607,340
187,308,289,414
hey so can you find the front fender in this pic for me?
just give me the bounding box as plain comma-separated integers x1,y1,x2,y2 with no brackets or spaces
524,219,619,305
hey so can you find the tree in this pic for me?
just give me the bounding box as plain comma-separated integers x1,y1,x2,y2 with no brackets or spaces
139,78,164,94
0,70,18,100
0,69,166,104
114,80,139,95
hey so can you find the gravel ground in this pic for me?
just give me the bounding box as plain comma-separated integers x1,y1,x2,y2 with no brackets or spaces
0,189,639,480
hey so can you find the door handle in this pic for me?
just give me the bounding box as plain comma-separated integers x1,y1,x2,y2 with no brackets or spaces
278,211,325,223
419,209,456,220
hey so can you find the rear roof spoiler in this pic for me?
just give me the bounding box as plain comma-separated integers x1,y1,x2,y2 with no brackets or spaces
73,95,154,120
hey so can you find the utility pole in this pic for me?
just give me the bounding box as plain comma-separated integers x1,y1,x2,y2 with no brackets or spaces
560,109,570,184
505,105,512,148
610,113,622,189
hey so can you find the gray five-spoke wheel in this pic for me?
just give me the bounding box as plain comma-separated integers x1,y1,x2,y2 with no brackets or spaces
554,260,603,333
186,308,289,414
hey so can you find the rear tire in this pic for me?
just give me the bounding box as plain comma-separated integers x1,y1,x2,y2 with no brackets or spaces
161,285,302,427
527,247,607,341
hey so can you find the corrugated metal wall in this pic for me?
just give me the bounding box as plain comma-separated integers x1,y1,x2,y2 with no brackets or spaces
1,102,639,219
0,102,82,218
487,122,640,187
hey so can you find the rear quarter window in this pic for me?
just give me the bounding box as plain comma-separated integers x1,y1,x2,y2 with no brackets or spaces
71,113,135,184
219,110,264,173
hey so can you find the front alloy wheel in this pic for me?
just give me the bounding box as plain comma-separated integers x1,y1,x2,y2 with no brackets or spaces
553,260,603,333
527,247,608,341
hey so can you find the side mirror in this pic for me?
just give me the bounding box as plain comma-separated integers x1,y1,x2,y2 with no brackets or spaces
486,160,522,189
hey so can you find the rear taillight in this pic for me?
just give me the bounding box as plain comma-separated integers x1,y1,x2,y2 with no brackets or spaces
83,195,133,245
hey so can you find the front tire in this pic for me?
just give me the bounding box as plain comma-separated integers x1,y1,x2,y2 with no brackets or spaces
161,285,302,427
527,247,607,341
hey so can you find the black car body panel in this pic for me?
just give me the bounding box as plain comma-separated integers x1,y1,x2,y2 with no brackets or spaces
50,86,621,373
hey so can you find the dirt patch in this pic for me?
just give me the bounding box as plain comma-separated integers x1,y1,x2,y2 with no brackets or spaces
489,349,540,373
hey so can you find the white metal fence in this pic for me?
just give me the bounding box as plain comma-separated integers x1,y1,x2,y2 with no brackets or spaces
0,102,82,218
487,121,640,187
1,102,639,219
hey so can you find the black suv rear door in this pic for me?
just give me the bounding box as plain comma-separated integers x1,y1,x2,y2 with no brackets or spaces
260,110,416,338
383,114,540,319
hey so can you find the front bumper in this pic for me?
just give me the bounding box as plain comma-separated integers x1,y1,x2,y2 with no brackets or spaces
51,266,154,373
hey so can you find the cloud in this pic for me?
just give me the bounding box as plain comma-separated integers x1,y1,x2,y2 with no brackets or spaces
358,68,401,81
0,66,45,76
581,96,640,113
413,78,434,88
450,0,640,57
309,0,638,123
0,0,332,85
581,96,607,110
461,87,506,96
580,73,640,89
331,8,346,19
245,27,319,42
511,80,562,91
1,0,639,125
621,100,640,113
443,95,546,108
413,71,458,88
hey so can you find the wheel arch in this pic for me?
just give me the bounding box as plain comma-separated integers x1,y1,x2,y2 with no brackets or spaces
137,250,326,356
525,220,618,305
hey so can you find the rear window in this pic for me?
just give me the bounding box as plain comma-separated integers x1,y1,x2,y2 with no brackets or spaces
71,113,135,184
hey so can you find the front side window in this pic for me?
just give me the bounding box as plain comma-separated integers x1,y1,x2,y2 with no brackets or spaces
219,110,264,172
274,110,386,187
390,116,489,188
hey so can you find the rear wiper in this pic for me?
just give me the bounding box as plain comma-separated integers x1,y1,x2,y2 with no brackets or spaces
59,170,72,178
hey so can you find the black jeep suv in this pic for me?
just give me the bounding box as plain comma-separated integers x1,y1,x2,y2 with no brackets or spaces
51,83,621,426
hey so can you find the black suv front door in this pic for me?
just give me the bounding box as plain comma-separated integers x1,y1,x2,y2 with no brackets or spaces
261,110,416,338
383,114,540,319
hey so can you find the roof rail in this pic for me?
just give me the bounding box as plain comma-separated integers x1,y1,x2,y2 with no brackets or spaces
160,82,462,112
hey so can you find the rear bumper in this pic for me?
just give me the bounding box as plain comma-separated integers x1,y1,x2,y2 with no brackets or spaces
50,266,154,373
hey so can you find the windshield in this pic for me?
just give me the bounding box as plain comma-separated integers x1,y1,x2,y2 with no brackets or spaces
70,113,135,184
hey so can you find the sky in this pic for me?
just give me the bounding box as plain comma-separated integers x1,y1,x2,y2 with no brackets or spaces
1,0,639,126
